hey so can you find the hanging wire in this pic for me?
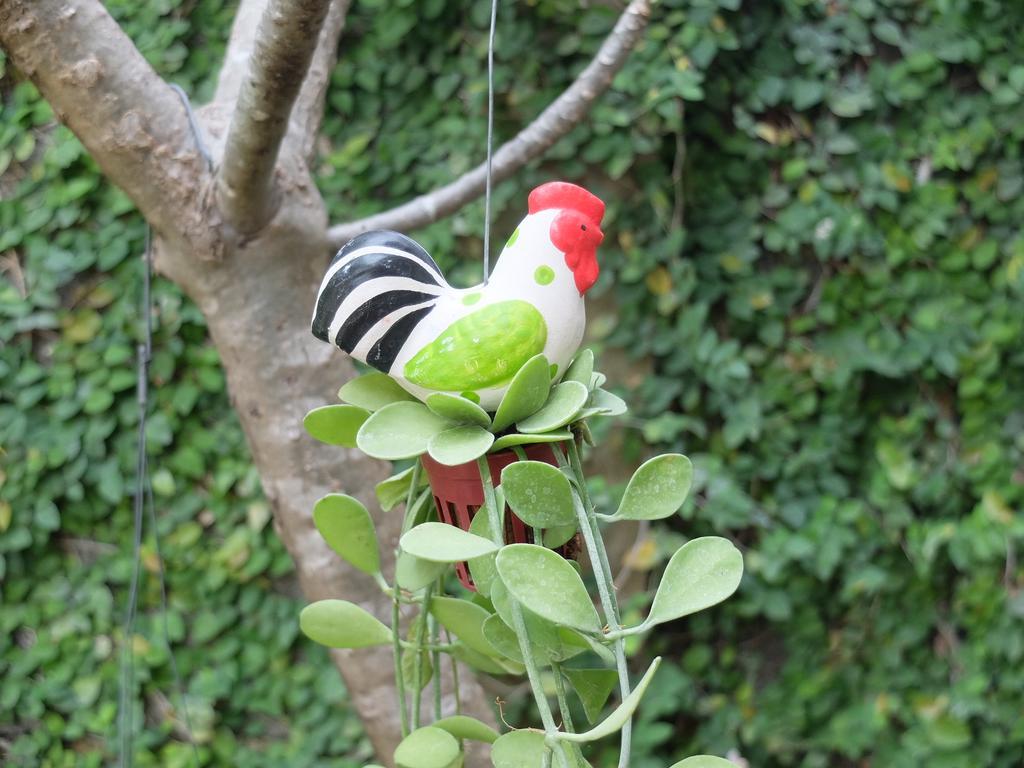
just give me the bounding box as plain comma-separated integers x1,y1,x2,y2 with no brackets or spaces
119,81,209,768
482,0,499,284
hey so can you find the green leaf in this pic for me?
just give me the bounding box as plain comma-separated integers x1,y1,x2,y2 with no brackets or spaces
564,349,594,387
488,582,592,663
448,641,523,676
564,668,619,723
431,715,499,744
395,551,448,591
427,425,494,466
339,371,417,411
668,757,737,768
495,544,601,632
490,731,547,768
313,494,380,575
516,381,589,434
299,600,391,648
491,354,551,431
481,614,525,663
543,523,577,548
578,388,627,419
491,430,571,451
426,392,491,428
611,454,693,521
466,508,500,596
559,657,661,743
401,522,499,562
393,726,461,768
430,595,500,658
304,404,370,447
501,461,577,528
357,401,451,460
646,537,743,629
376,465,425,512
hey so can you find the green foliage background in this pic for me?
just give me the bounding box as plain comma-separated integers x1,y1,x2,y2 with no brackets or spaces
3,0,1024,766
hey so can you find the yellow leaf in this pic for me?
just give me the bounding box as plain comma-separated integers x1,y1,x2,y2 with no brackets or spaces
623,537,657,571
645,267,673,296
882,161,912,192
0,500,11,533
750,290,774,310
976,167,998,192
755,123,780,145
62,310,102,344
719,253,744,274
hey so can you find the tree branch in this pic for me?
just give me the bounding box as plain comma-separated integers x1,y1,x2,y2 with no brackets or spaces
0,0,211,247
327,0,652,250
293,0,352,162
217,0,333,234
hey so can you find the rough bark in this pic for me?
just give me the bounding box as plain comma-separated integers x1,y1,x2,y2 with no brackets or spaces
0,0,219,257
327,0,652,249
217,0,334,234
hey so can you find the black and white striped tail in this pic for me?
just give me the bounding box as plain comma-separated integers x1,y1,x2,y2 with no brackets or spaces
311,230,446,374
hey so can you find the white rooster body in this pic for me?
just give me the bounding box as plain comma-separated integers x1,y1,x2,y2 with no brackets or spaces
312,182,605,411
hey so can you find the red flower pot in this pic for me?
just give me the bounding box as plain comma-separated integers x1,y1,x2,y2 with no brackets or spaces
420,442,578,590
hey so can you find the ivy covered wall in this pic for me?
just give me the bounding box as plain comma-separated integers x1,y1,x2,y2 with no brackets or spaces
2,0,1023,766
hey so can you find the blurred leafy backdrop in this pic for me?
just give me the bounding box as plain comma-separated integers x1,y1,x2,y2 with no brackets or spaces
2,0,1024,766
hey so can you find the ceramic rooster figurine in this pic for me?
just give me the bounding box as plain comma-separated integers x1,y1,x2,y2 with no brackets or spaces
311,181,605,410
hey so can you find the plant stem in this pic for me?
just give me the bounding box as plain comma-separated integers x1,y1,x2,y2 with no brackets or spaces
552,662,586,765
445,628,462,715
475,456,570,768
392,583,409,738
412,583,434,729
563,439,633,768
392,459,424,738
429,606,442,721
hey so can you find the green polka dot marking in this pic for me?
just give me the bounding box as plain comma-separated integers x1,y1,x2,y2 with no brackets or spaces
460,391,480,404
505,227,520,248
462,292,482,306
534,266,555,286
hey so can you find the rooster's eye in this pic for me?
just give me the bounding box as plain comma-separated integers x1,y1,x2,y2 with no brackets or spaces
581,225,587,231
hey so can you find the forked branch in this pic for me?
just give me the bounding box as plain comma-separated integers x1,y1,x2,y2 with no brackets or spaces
0,0,211,244
327,0,652,250
217,0,334,234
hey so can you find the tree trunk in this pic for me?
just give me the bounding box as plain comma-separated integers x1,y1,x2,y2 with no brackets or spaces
153,151,494,765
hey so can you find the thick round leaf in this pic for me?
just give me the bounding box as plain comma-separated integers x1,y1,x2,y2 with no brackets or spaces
564,668,619,723
501,461,577,528
431,715,499,744
393,726,461,768
430,595,499,658
668,758,737,768
426,392,491,428
299,600,391,648
376,465,424,512
466,510,500,596
564,348,594,387
578,388,628,420
357,401,451,460
491,430,571,451
491,354,550,432
427,425,494,466
613,454,693,521
559,657,661,743
647,537,743,628
543,523,578,548
339,371,417,411
395,551,448,591
481,614,524,663
401,522,499,563
516,381,589,434
313,494,379,575
495,544,600,632
303,404,370,446
490,731,546,768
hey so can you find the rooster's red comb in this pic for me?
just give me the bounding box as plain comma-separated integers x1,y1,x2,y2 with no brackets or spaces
528,181,605,225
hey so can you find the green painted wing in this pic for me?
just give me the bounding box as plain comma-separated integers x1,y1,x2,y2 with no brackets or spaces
404,300,547,391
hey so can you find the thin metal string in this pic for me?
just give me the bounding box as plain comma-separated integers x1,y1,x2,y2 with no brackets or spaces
482,0,498,284
119,81,208,768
